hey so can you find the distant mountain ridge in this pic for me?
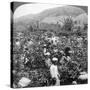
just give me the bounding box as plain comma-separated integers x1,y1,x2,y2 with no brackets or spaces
14,6,86,22
14,5,87,31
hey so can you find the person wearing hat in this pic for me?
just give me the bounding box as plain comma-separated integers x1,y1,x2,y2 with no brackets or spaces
50,57,60,86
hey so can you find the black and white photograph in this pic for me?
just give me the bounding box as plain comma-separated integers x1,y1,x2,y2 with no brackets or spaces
11,2,88,88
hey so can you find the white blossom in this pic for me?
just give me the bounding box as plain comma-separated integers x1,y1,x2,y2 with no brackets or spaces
52,57,58,61
18,77,31,87
78,72,88,80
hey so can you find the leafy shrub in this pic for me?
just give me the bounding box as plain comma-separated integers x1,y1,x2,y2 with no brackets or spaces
62,17,74,31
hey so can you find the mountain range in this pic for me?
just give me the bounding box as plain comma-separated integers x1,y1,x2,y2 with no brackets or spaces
13,5,87,31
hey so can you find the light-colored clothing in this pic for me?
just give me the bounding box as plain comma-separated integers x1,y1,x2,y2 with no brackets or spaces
50,64,60,79
50,64,60,86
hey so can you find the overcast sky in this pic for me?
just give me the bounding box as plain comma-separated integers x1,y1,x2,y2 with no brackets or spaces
14,3,65,19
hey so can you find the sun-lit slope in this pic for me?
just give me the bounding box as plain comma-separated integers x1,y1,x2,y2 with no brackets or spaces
35,5,85,21
74,5,88,14
74,13,88,25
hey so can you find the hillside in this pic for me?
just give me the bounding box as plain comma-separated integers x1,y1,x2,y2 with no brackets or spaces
14,5,86,31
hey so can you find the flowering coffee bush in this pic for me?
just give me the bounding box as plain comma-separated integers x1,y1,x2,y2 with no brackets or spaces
12,17,88,87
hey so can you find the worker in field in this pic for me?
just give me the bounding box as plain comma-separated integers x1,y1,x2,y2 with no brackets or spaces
60,47,74,64
50,57,60,86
